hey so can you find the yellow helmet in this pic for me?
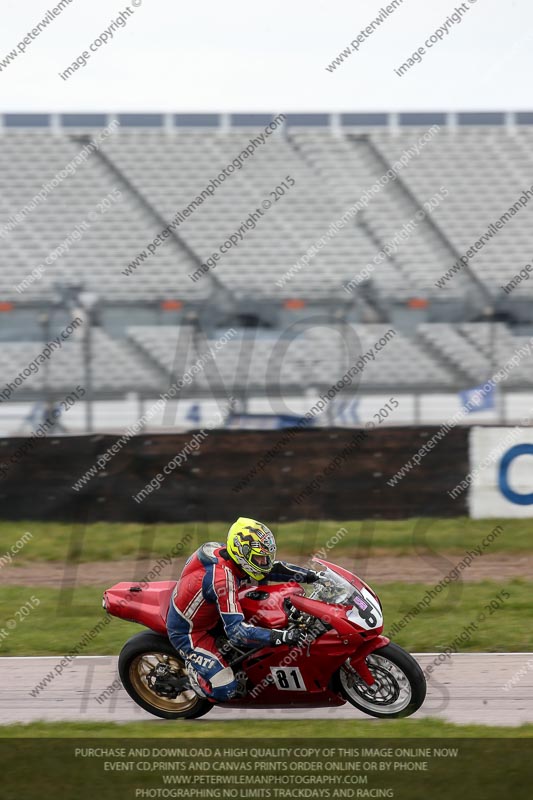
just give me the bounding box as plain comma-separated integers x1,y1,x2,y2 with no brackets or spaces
226,517,276,580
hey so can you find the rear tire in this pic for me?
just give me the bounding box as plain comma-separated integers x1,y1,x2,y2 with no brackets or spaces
335,642,426,719
118,631,213,720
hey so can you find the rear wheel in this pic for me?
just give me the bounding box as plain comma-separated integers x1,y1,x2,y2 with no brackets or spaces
336,642,426,719
118,631,212,720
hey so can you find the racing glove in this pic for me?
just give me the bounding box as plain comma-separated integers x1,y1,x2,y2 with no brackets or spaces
312,570,338,588
270,628,307,648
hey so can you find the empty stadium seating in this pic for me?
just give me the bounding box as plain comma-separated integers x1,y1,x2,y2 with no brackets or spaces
0,329,162,394
1,115,533,405
1,322,530,404
2,118,533,306
127,323,455,390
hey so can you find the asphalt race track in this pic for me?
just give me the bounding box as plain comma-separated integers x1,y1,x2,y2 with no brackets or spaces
2,653,532,727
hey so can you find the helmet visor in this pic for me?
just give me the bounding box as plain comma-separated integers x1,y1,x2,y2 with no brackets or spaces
250,553,273,571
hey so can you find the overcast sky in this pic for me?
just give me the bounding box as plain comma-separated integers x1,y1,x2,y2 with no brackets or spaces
0,0,530,112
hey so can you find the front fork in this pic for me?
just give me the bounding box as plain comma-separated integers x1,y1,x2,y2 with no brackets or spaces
347,635,390,686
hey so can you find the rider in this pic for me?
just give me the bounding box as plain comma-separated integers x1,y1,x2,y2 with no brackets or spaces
166,517,320,702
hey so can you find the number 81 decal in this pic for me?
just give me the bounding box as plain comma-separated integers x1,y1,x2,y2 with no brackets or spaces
270,666,306,691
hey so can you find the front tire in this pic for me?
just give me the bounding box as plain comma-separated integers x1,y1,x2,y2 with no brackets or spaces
118,631,213,720
336,642,426,719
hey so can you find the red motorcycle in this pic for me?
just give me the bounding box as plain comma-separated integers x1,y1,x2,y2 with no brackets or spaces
103,558,426,720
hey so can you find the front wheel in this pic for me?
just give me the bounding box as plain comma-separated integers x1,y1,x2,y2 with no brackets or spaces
336,642,426,719
118,631,213,720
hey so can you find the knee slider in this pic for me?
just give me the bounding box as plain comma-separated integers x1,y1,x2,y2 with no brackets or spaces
209,666,238,701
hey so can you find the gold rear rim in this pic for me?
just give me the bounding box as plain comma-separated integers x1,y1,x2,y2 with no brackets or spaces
129,652,199,713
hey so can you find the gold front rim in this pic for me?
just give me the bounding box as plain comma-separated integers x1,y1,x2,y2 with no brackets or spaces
130,652,199,713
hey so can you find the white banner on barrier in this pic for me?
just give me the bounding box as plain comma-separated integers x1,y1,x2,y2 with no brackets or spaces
469,427,533,518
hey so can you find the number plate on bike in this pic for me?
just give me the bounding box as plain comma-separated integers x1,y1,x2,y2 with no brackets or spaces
270,666,306,691
347,588,383,630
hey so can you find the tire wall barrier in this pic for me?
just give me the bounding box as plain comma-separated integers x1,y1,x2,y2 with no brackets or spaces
0,426,469,522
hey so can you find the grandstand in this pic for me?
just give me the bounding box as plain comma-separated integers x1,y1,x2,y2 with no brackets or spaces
0,111,532,433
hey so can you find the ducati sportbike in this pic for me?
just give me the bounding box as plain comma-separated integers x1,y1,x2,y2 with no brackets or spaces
103,558,426,719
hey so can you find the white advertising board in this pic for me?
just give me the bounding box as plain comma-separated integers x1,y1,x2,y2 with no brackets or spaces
468,427,533,518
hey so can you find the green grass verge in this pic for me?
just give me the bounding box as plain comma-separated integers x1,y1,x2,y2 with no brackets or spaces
2,718,533,737
3,724,531,800
0,517,529,564
1,581,531,656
